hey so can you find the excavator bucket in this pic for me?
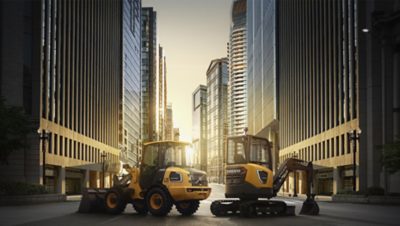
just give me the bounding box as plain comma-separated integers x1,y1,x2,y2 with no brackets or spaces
78,188,107,213
299,195,319,215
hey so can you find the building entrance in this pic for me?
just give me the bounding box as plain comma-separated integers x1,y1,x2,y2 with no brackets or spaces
65,169,83,195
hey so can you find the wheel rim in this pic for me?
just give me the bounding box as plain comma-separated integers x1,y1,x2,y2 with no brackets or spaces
106,192,118,209
150,193,163,210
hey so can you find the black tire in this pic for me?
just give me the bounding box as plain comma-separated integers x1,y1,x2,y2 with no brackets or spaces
210,201,227,217
133,200,148,215
176,200,200,216
104,188,127,214
145,187,173,216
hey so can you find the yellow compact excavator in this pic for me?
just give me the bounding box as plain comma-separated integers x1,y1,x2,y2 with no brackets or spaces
210,134,319,217
78,141,211,216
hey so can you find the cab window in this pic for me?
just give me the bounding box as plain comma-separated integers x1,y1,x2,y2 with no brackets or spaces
227,139,246,164
143,144,159,166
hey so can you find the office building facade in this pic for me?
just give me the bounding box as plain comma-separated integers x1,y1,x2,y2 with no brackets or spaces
207,58,228,183
228,0,247,137
278,0,400,195
121,0,142,166
247,0,279,170
192,85,208,171
0,0,122,194
141,7,157,142
158,45,167,140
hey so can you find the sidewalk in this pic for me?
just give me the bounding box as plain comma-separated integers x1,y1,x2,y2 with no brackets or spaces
66,195,82,202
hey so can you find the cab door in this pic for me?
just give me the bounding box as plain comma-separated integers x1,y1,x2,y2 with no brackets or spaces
140,144,161,189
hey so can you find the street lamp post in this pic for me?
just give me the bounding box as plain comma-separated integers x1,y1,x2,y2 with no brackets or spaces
293,153,298,197
38,129,49,186
101,151,107,188
348,129,361,192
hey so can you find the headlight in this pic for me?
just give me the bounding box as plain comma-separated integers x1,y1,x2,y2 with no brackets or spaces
257,170,268,184
169,172,182,182
226,167,247,175
189,173,208,186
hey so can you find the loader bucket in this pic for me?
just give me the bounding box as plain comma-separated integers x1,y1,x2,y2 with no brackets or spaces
78,188,107,213
299,195,319,215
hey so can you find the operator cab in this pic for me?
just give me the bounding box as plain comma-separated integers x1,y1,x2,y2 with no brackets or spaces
226,135,272,170
140,141,193,189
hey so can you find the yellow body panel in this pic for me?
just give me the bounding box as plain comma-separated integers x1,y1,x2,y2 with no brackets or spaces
234,163,274,189
163,167,211,202
127,167,144,200
126,166,210,202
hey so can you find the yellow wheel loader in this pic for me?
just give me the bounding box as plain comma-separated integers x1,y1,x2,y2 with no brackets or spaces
78,141,211,216
210,134,319,217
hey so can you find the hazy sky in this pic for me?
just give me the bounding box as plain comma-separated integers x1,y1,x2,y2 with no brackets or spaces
142,0,233,141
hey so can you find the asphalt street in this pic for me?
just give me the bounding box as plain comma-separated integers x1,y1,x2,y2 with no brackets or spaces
1,184,399,226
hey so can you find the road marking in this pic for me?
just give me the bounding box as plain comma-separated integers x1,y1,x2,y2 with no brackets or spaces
98,215,123,225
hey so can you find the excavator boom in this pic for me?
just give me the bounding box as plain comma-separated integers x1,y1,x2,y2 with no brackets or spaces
273,158,319,215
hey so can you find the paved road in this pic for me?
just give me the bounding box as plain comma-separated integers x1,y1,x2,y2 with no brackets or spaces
1,184,399,226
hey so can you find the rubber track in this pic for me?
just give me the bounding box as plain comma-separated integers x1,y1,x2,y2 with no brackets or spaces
211,199,294,217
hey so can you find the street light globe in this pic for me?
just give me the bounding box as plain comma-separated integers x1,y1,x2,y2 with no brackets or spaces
362,28,370,33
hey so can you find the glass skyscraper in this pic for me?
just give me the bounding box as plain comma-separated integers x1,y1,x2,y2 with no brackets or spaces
228,0,247,137
141,7,157,142
121,0,142,166
158,45,167,140
207,58,228,183
247,0,279,170
192,85,208,171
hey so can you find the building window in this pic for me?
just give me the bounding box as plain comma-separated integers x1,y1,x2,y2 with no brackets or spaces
64,137,68,157
84,145,87,161
48,133,52,154
59,135,63,156
54,134,58,155
335,136,339,156
74,141,77,159
69,139,72,158
347,135,351,154
326,140,330,159
311,145,314,161
342,134,346,155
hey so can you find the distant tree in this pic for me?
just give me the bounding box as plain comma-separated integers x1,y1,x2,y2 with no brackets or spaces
380,136,400,174
0,98,31,165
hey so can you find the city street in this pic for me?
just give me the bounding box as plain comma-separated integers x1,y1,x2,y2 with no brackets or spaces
1,184,399,226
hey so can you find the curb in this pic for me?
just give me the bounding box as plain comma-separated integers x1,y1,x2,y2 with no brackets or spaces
332,195,400,205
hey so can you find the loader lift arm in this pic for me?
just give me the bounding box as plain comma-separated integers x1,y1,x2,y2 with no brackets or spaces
273,158,319,215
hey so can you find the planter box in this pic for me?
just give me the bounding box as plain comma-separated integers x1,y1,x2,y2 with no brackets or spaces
333,194,400,204
332,194,368,203
0,194,66,206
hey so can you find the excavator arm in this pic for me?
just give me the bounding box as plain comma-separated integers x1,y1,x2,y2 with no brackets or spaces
272,158,319,215
273,158,314,196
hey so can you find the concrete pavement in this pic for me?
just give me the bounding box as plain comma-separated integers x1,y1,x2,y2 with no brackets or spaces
0,184,399,226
